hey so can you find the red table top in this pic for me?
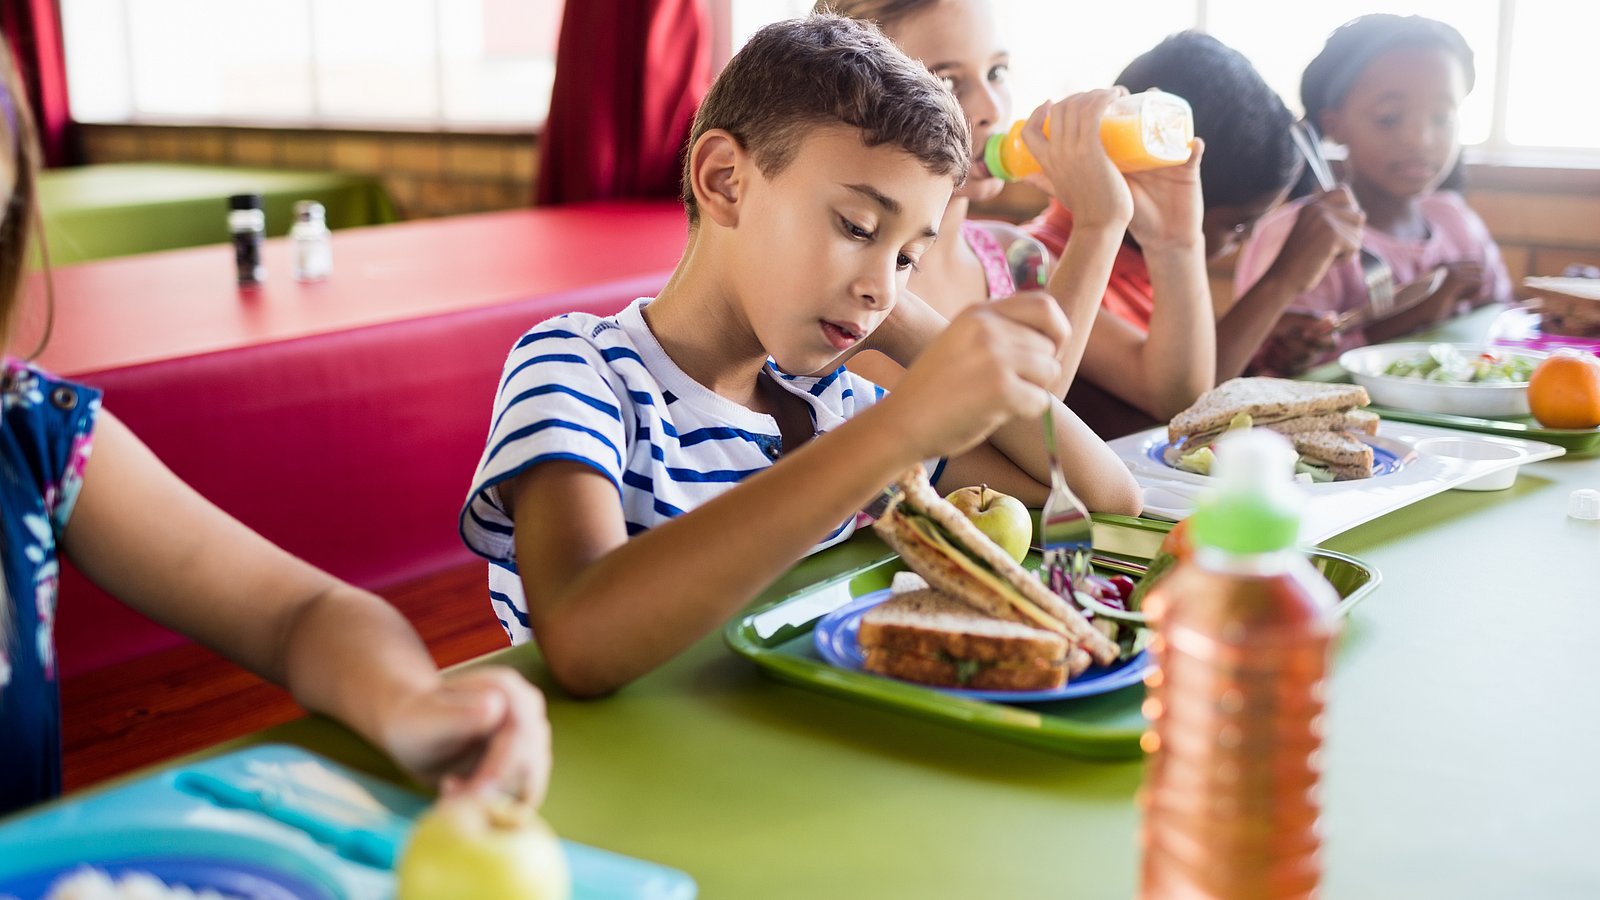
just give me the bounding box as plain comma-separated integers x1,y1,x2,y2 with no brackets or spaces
32,200,689,376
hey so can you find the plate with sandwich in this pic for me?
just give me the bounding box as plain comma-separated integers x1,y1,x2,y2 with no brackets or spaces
813,587,1149,702
808,466,1148,702
1108,377,1567,543
725,514,1382,758
1149,378,1405,484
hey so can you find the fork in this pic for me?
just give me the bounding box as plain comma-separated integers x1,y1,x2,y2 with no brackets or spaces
1004,235,1093,599
1289,121,1395,317
1040,399,1093,600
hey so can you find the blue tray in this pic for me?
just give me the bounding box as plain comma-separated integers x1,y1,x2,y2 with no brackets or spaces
0,744,696,900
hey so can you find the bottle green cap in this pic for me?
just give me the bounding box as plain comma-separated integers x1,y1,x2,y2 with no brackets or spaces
982,132,1012,181
1189,429,1304,554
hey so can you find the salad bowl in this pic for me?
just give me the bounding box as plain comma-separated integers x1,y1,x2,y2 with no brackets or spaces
1339,343,1544,417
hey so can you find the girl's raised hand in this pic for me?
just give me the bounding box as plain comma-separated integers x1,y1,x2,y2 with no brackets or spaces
1125,138,1205,251
379,666,553,807
1438,260,1487,307
1020,90,1134,231
1268,186,1365,294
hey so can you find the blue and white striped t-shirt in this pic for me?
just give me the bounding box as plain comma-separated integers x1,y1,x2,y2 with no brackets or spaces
461,297,913,644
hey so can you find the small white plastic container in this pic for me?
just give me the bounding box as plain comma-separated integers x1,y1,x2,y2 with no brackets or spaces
1414,437,1524,491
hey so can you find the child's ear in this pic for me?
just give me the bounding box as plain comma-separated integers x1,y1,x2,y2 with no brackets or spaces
688,129,745,227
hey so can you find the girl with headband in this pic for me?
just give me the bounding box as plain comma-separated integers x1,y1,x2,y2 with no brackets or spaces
1238,14,1511,375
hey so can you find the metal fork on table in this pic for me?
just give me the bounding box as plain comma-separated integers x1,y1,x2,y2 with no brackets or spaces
1040,400,1093,600
1289,120,1395,319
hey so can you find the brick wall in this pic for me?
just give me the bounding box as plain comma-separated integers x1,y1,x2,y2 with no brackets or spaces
80,123,1600,269
79,124,538,220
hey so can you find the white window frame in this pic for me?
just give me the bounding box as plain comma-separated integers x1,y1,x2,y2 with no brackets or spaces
708,0,1600,167
64,0,557,133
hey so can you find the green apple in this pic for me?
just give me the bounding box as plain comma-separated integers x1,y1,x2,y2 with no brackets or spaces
397,793,571,900
945,484,1032,563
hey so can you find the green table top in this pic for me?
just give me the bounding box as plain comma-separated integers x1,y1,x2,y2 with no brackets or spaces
38,163,398,265
66,308,1600,898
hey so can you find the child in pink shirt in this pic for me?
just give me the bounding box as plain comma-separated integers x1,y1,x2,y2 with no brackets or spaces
1240,14,1511,374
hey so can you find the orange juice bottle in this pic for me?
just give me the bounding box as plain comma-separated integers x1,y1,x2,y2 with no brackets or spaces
1137,429,1338,900
982,90,1194,180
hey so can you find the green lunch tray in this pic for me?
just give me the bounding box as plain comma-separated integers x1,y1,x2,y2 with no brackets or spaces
1303,366,1600,457
1364,404,1600,457
724,515,1380,760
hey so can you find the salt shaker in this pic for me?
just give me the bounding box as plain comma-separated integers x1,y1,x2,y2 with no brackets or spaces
291,200,332,283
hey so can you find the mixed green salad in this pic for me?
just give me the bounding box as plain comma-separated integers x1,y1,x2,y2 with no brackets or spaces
1382,344,1535,384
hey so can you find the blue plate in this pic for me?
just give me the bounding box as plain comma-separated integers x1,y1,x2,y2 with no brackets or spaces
813,588,1149,703
1147,436,1404,478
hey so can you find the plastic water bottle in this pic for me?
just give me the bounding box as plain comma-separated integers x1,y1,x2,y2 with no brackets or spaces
291,200,332,282
1138,429,1339,900
228,193,266,287
981,90,1194,180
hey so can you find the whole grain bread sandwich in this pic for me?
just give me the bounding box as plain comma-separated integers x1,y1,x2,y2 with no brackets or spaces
868,466,1119,676
1166,377,1378,481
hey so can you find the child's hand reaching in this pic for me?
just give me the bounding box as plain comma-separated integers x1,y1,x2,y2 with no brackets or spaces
1256,310,1339,376
1021,90,1134,231
1126,138,1205,251
885,291,1069,459
1437,260,1488,310
378,666,553,806
1265,186,1365,294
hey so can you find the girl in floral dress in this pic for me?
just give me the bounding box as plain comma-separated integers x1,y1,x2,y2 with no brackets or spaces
0,47,551,816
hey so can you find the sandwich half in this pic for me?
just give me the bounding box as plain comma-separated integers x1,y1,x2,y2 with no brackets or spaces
871,466,1121,666
1166,377,1378,481
1288,431,1375,482
859,588,1090,691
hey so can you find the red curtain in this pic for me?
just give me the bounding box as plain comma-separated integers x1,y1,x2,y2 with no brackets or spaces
0,0,74,168
536,0,711,205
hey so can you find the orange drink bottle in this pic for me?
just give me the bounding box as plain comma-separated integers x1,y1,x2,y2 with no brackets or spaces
1137,429,1339,900
981,90,1194,180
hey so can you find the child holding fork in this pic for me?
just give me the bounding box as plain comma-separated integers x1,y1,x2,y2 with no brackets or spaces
1239,14,1512,375
459,15,1140,698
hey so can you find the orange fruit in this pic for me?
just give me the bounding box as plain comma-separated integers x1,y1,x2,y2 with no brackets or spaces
1528,350,1600,429
1158,517,1193,561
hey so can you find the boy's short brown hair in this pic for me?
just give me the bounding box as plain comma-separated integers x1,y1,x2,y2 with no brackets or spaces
681,13,969,224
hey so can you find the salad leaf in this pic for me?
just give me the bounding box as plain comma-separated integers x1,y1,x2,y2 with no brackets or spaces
1174,446,1216,475
1294,459,1336,483
1382,344,1535,384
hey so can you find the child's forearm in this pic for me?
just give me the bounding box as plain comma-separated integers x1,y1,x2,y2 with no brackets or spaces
968,397,1142,516
1216,271,1305,379
1046,224,1124,393
859,288,948,371
520,403,925,697
60,413,446,747
1361,287,1460,343
1138,242,1216,419
279,582,443,745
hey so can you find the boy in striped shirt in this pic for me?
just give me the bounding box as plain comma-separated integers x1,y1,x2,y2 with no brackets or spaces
461,14,1141,697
